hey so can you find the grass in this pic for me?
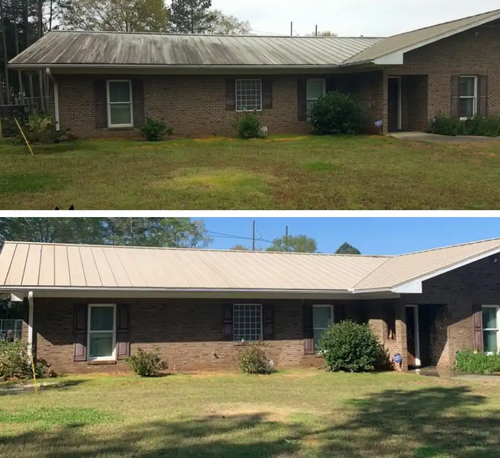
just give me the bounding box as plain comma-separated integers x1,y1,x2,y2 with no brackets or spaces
1,370,500,457
2,135,500,209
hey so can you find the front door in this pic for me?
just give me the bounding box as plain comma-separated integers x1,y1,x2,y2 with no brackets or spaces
388,78,400,132
406,305,420,367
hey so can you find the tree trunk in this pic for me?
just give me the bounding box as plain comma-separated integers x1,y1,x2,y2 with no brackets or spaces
1,0,11,104
37,0,45,111
14,8,24,101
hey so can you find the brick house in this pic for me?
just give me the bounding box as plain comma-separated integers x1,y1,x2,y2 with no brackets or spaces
1,238,500,374
8,9,500,137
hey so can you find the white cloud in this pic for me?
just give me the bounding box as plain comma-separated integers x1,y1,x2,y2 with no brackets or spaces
211,0,500,36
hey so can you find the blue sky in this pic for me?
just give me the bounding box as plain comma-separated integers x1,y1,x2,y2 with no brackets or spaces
198,218,500,255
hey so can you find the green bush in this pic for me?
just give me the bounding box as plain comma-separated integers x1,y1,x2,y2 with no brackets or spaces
125,348,168,377
430,115,500,137
308,91,363,135
235,113,262,139
237,343,273,374
0,341,49,380
139,118,173,141
455,349,500,374
318,321,389,372
12,113,72,145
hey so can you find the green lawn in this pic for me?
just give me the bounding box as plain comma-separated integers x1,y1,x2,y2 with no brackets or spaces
1,370,500,457
2,135,500,209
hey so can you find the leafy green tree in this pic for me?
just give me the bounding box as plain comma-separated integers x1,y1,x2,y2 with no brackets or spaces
168,0,216,33
266,235,317,253
335,242,361,255
230,244,249,250
209,9,250,34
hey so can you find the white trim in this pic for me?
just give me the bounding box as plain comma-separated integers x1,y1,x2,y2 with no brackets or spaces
232,303,263,342
106,80,133,128
481,304,500,354
306,78,326,109
388,76,402,130
406,304,421,367
87,303,116,361
235,78,263,112
28,291,34,356
459,75,478,121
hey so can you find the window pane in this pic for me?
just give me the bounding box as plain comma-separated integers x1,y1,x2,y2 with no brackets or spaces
90,307,114,331
459,98,474,118
109,82,131,103
484,330,498,353
110,104,132,125
483,307,498,329
307,80,325,99
235,80,262,111
313,307,331,329
460,77,475,97
89,332,114,358
233,304,262,341
307,100,316,112
314,329,325,349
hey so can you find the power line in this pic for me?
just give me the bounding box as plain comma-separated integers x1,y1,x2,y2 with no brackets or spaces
206,230,273,245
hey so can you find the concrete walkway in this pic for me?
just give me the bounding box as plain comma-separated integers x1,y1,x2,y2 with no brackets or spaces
408,367,500,382
389,131,500,143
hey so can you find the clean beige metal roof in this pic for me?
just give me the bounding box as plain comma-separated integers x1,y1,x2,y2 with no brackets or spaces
345,8,500,64
8,32,381,68
0,242,387,291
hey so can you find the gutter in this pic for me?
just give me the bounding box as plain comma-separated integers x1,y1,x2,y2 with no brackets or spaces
27,291,34,359
45,68,60,131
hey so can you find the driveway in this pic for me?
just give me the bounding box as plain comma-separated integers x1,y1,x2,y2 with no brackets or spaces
390,131,500,143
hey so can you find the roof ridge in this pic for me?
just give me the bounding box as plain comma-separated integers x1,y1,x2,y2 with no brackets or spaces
394,236,500,257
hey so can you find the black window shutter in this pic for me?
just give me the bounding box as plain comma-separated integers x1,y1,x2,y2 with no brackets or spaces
297,77,307,121
116,303,130,360
262,79,273,109
303,303,314,355
334,304,345,323
451,75,460,119
73,304,88,362
263,304,275,339
132,80,145,127
222,304,233,340
225,78,236,110
472,303,483,352
477,75,488,117
94,80,107,129
326,77,336,93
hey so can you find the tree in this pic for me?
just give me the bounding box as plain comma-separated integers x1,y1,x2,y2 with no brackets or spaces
335,242,361,255
168,0,216,33
305,30,337,37
266,234,317,253
61,0,168,32
209,9,250,35
230,244,249,250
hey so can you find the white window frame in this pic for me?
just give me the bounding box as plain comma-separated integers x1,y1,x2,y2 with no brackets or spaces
306,78,326,110
459,75,478,121
87,304,116,361
482,305,500,355
107,80,133,128
235,79,263,112
313,304,333,350
232,303,263,342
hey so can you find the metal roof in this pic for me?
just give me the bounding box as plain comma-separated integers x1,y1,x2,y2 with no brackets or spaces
345,8,500,64
8,32,381,68
1,238,500,294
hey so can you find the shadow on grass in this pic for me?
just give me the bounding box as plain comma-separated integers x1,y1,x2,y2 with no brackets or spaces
0,379,87,397
1,386,500,457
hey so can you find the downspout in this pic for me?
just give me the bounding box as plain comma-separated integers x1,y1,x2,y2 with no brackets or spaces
45,68,60,131
28,291,34,359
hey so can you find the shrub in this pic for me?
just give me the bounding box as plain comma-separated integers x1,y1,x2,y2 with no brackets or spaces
430,115,500,137
235,113,262,139
12,113,72,145
237,343,273,374
318,321,389,372
455,349,500,374
0,341,49,380
140,118,173,141
125,348,168,377
308,91,363,135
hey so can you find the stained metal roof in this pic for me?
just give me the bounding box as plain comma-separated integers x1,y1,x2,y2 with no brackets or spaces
1,238,500,294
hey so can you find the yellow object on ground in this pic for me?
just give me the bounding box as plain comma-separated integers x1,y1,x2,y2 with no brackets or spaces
14,117,34,155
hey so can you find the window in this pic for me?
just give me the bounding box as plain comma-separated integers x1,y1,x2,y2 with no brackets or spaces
459,76,477,120
107,80,133,127
0,319,22,342
307,79,326,111
313,305,333,349
235,79,262,111
233,304,262,342
88,304,116,360
482,305,499,354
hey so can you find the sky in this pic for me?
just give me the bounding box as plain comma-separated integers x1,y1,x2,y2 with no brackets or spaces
211,0,500,37
198,217,500,255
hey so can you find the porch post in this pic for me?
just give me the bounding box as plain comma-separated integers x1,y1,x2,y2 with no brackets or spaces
381,71,389,135
395,300,408,371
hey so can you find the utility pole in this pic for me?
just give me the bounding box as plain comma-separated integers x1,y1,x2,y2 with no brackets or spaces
285,226,289,251
290,21,293,36
252,220,256,251
315,25,318,36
